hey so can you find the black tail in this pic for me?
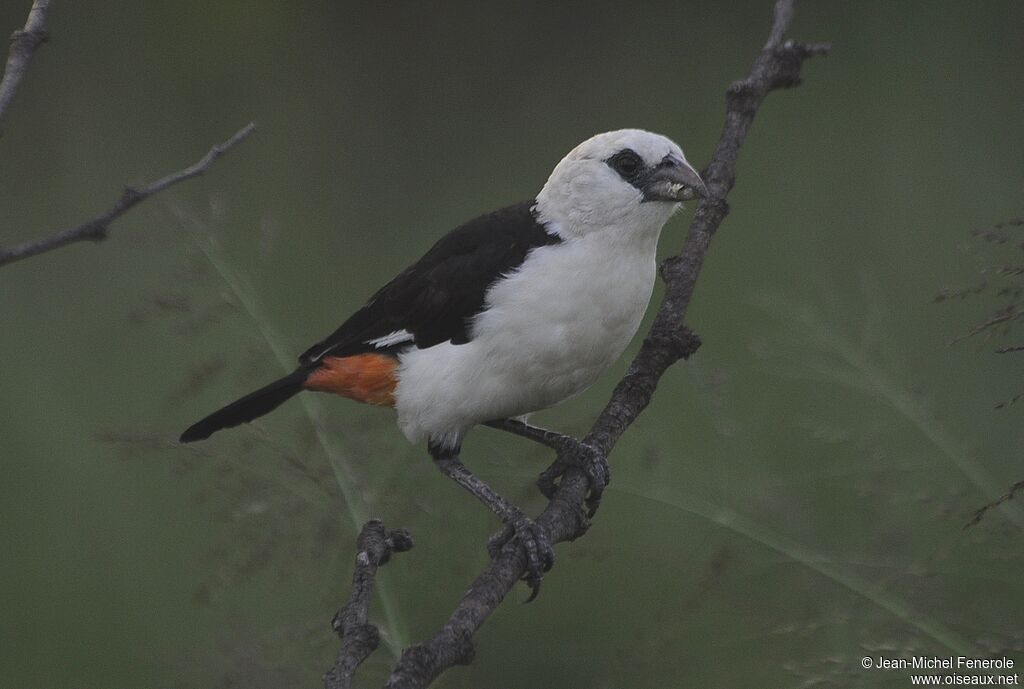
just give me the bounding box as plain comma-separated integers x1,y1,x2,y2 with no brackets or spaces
179,368,309,443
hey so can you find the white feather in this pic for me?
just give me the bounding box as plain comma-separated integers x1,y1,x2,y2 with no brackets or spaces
393,129,691,449
367,329,414,349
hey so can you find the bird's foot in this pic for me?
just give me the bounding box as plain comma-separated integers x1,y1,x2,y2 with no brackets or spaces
537,441,610,517
487,512,554,601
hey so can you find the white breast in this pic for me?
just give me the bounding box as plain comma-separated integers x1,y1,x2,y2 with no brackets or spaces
393,226,659,450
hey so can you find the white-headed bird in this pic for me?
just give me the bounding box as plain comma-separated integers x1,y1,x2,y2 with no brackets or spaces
180,129,705,594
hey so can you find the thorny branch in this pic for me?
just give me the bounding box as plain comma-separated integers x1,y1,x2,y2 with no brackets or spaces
326,2,830,687
0,0,49,133
941,215,1024,524
0,122,256,268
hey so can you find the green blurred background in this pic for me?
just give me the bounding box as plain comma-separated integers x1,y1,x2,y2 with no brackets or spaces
1,1,1022,687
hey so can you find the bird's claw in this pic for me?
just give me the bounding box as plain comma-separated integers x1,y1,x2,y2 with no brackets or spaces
537,441,610,517
487,514,554,601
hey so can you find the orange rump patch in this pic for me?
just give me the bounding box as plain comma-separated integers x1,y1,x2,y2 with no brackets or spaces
304,354,398,407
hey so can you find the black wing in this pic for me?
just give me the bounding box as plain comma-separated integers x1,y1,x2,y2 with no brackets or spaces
299,201,561,363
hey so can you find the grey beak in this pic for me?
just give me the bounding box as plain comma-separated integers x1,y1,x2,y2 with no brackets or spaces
641,158,707,202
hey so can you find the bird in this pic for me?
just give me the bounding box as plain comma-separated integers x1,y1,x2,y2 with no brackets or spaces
180,128,705,594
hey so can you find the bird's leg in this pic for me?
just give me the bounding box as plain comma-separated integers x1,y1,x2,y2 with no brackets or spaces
429,443,554,598
484,419,611,517
483,418,575,452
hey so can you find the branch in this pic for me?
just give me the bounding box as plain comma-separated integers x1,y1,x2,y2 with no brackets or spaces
324,520,413,689
950,304,1024,344
0,122,257,268
964,479,1024,529
0,0,49,133
374,2,829,688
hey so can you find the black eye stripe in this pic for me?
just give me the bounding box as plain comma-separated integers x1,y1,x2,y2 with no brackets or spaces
605,148,645,181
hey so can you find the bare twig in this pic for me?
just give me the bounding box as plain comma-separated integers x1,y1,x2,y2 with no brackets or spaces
369,2,829,688
994,392,1024,409
0,0,49,133
951,304,1024,344
324,520,413,689
964,479,1024,529
0,122,257,268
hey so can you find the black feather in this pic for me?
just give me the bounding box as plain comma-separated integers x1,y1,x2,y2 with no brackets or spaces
179,368,309,442
300,200,560,362
180,200,560,443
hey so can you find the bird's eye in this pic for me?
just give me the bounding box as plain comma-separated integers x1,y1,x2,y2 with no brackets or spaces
608,150,642,180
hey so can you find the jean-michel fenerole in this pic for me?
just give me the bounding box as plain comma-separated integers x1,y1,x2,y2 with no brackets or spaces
874,657,1015,671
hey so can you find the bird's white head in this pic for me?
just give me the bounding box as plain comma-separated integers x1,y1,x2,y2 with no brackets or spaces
534,129,705,242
